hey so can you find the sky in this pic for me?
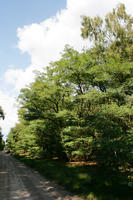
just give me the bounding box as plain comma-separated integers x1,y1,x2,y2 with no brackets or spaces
0,0,133,140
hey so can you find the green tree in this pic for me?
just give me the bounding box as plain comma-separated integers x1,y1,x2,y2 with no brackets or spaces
7,4,133,170
0,128,5,151
0,106,4,151
81,3,133,61
17,73,69,158
0,106,4,120
80,3,133,168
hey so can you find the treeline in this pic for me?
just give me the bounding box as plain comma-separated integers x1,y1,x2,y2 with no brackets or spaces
0,131,5,151
7,4,133,169
0,106,5,151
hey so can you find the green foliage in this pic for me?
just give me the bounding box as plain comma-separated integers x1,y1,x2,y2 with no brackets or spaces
0,129,5,151
0,106,5,151
61,126,93,161
0,106,4,120
7,4,133,171
81,3,133,61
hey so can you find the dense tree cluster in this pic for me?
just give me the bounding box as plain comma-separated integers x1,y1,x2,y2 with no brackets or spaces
7,4,133,169
0,106,5,151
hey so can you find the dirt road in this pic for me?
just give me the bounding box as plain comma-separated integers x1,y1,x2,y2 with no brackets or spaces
0,152,82,200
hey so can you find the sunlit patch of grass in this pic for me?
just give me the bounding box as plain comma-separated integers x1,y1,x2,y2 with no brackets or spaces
78,173,91,181
87,192,97,200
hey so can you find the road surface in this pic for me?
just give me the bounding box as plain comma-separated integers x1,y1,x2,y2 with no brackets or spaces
0,152,82,200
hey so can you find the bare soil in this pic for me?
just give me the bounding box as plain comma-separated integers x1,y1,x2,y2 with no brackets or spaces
0,152,83,200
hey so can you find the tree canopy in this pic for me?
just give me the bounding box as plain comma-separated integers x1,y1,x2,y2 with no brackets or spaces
0,106,5,151
7,4,133,170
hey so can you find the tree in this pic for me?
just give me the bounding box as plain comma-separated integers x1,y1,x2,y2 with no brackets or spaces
0,128,5,151
0,106,4,120
0,106,5,151
16,72,70,158
80,3,133,168
81,3,133,61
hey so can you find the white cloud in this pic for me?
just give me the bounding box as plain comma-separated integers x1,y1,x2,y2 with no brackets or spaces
17,0,133,67
2,0,133,138
4,66,35,92
0,91,18,140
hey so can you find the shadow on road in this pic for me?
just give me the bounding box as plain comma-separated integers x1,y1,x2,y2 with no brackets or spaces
0,152,81,200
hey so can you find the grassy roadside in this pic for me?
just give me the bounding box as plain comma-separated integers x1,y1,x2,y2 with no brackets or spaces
14,155,133,200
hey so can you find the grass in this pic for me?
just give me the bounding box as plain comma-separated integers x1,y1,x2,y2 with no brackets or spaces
15,155,133,200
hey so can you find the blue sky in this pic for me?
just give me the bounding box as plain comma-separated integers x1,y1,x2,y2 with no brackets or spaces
0,0,132,139
0,0,66,74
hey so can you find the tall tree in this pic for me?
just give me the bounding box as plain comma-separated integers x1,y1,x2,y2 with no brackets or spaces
81,3,133,61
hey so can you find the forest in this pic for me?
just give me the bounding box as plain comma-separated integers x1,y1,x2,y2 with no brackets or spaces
6,3,133,168
5,4,133,198
3,4,133,200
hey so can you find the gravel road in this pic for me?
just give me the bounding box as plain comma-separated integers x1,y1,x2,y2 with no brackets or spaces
0,152,83,200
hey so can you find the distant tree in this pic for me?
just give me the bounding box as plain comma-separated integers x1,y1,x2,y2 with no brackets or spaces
0,106,5,151
0,128,5,151
0,106,4,120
